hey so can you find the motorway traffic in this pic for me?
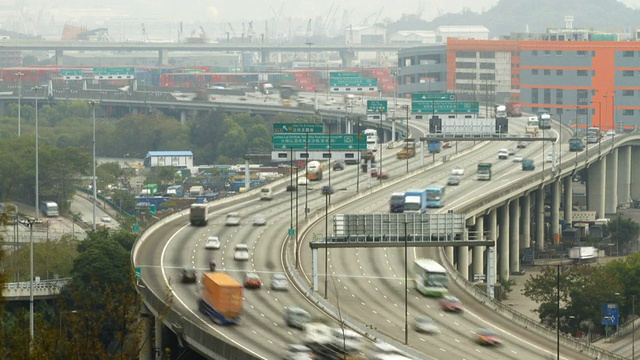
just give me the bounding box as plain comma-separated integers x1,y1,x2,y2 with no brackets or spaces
136,114,599,359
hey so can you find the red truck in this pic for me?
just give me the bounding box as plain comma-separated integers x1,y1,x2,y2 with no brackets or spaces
506,101,522,117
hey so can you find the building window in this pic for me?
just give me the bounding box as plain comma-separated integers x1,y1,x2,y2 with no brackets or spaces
623,109,634,116
556,89,563,104
456,51,476,58
544,50,551,56
577,90,589,105
532,50,538,56
577,51,587,56
556,70,563,76
623,51,635,57
556,50,563,56
479,52,495,59
531,89,539,104
623,70,634,77
479,73,495,81
623,90,634,96
544,89,551,104
577,70,588,76
532,69,539,75
456,62,476,69
479,62,495,69
544,69,551,75
456,72,476,80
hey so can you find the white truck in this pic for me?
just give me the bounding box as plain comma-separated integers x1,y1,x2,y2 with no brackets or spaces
569,246,597,263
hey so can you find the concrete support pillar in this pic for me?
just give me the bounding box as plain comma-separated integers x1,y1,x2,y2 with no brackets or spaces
564,177,573,226
550,180,561,243
472,216,485,279
140,303,153,360
391,121,396,142
55,49,64,65
488,210,497,282
520,194,531,249
158,49,169,65
498,204,510,280
509,199,520,274
180,110,187,125
535,189,545,250
631,147,640,200
445,246,454,264
587,157,607,218
339,50,356,67
261,50,271,64
618,146,632,204
457,245,469,280
605,148,619,214
154,314,163,358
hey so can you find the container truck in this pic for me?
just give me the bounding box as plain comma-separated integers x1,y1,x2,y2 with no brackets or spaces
190,203,208,226
397,139,416,159
538,113,551,130
506,100,522,117
522,159,535,171
495,105,507,118
404,189,428,213
569,246,597,264
476,163,492,181
141,184,158,196
189,185,204,197
427,141,441,154
389,193,405,213
199,272,243,325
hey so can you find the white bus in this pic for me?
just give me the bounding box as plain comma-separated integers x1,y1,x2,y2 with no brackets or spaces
363,129,378,152
413,259,448,297
40,201,59,217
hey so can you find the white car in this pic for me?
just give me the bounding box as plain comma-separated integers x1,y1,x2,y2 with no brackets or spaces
497,149,509,159
546,153,555,163
270,273,289,291
513,154,524,162
451,166,464,176
205,236,220,250
508,148,516,156
101,216,111,223
225,212,241,226
233,244,249,261
414,315,439,334
252,214,267,226
297,177,308,186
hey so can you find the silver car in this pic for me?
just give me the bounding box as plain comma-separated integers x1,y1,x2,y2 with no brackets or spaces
447,175,461,186
414,315,439,334
252,214,267,226
270,273,288,291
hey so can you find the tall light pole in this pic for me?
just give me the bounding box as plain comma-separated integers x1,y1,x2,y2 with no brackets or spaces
16,72,24,136
557,264,561,360
89,101,99,230
33,85,43,220
27,219,35,343
379,109,384,177
632,294,636,360
403,105,410,173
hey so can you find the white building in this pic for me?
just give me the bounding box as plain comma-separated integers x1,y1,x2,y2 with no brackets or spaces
388,30,436,45
436,26,490,42
144,151,195,172
345,25,386,44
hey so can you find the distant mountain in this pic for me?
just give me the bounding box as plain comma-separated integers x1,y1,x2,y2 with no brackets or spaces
389,0,640,37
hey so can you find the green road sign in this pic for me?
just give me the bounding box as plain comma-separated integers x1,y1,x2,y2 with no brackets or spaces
61,69,83,76
135,267,142,279
274,123,324,133
272,134,361,150
93,67,135,76
132,224,139,232
288,228,295,236
150,205,156,216
411,93,457,101
412,101,479,114
330,72,362,78
367,100,388,113
330,77,378,87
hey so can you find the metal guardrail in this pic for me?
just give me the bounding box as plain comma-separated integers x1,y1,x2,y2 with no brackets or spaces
3,278,71,299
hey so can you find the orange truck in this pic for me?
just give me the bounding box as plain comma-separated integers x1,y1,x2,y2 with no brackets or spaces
198,272,243,325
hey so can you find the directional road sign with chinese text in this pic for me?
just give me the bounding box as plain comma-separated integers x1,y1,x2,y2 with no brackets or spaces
367,100,388,113
273,123,324,133
272,134,361,150
411,93,457,101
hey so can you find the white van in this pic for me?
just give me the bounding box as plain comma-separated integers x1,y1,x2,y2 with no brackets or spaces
260,187,273,200
331,328,364,353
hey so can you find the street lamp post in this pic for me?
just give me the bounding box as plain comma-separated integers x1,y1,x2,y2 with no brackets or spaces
27,219,35,343
557,264,561,360
404,105,410,173
33,85,43,220
16,72,23,136
632,294,636,360
379,109,384,177
89,100,99,230
324,188,347,299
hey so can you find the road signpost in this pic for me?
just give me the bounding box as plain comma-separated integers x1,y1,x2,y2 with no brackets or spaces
61,69,83,80
601,303,620,326
93,67,135,80
329,72,378,92
411,101,479,114
411,93,456,101
367,100,388,113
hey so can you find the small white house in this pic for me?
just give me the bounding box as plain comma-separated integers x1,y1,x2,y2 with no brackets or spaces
388,30,437,45
436,26,490,43
144,151,195,172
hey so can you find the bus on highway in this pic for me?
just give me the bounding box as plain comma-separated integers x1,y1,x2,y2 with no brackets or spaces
363,129,378,152
306,161,324,181
425,185,445,208
40,201,59,217
586,127,601,144
414,259,448,297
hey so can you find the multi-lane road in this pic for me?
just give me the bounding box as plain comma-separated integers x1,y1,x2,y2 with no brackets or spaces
136,115,599,359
